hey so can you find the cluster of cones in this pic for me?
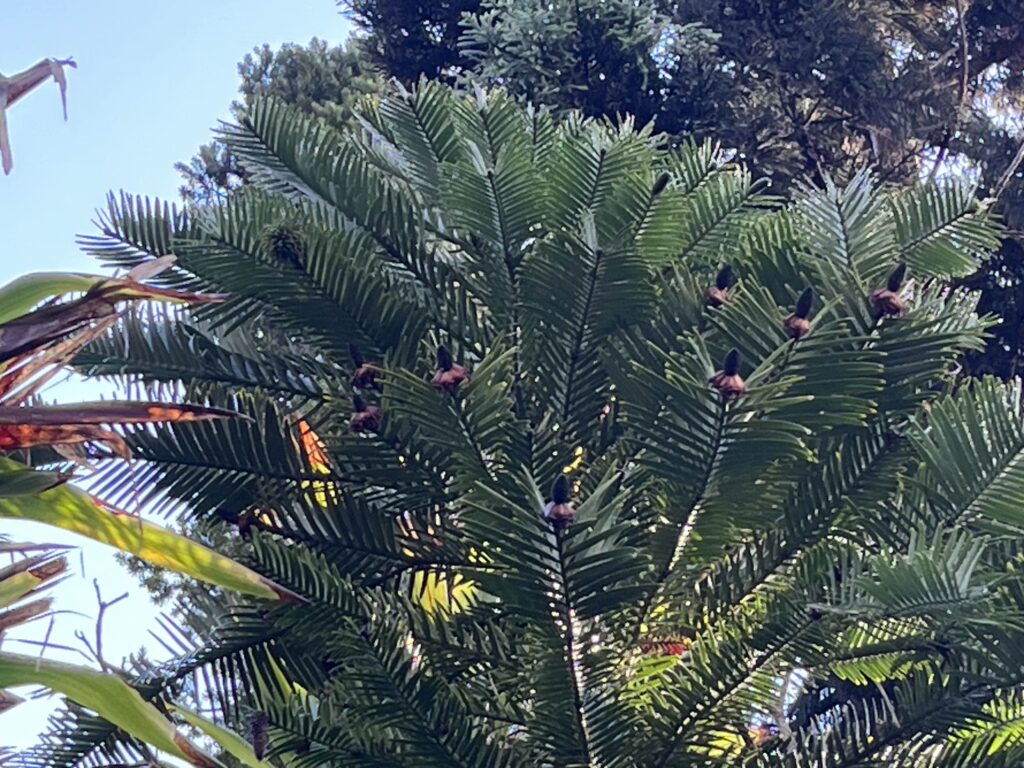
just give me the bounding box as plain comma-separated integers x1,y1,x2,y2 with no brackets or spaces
707,263,909,401
347,343,472,434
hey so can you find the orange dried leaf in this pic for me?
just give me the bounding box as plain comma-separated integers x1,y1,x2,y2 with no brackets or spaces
0,424,131,459
0,294,119,364
0,597,51,632
297,419,330,474
0,271,226,365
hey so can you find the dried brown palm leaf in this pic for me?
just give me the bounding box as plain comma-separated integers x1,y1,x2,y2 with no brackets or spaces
0,403,238,460
0,273,226,365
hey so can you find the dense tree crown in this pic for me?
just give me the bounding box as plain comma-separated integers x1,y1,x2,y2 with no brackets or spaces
21,83,1024,766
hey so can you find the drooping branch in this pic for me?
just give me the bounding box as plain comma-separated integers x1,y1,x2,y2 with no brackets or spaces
0,57,76,174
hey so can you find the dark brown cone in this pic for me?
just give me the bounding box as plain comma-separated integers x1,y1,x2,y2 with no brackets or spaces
431,363,470,394
351,364,379,389
869,289,906,317
784,314,812,339
706,286,730,307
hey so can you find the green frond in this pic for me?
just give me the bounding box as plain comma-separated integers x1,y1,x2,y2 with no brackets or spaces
74,305,341,402
890,183,1003,278
910,377,1024,531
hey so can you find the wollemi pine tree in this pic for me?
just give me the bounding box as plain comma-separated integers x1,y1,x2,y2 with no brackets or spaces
22,84,1024,767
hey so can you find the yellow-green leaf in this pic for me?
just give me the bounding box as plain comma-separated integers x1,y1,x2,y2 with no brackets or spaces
0,468,67,497
0,458,301,603
0,554,66,608
0,652,222,767
169,704,273,768
0,273,99,325
0,570,42,608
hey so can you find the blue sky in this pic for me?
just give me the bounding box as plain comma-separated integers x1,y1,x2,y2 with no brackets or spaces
1,0,348,750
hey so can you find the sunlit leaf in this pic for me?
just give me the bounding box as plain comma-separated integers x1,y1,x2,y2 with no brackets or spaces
168,704,273,768
0,652,223,767
0,458,301,603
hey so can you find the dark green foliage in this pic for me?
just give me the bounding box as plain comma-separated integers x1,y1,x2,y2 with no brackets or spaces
459,0,671,130
350,0,1024,375
341,0,481,83
28,84,1024,767
237,38,380,130
459,0,1023,189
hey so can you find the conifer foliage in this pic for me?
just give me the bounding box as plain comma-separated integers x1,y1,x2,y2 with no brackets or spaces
26,84,1024,767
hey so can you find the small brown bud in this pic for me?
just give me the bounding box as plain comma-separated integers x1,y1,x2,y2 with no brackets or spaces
709,348,747,400
431,345,470,394
784,314,812,339
869,289,906,317
707,286,730,307
237,510,254,541
350,345,380,389
707,265,733,307
250,711,270,760
784,286,814,338
544,502,575,530
544,474,575,530
870,265,908,317
432,365,470,393
349,395,381,433
351,364,379,389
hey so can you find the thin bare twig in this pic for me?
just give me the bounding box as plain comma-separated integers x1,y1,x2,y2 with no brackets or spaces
990,137,1024,205
928,0,972,183
74,579,129,674
37,613,56,660
9,637,94,663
